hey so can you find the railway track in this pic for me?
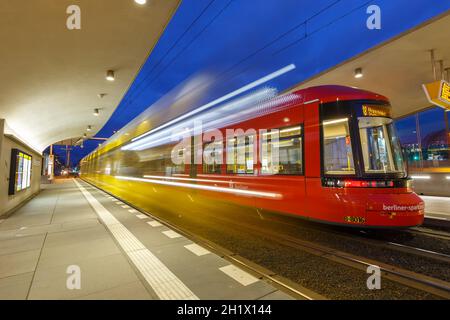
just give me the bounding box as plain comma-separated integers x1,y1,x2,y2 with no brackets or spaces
84,181,325,300
257,211,450,263
85,180,450,299
145,206,450,300
142,213,326,300
408,227,450,241
248,226,450,299
386,242,450,261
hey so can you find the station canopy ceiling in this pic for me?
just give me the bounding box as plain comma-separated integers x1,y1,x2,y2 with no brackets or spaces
0,0,180,152
290,13,450,118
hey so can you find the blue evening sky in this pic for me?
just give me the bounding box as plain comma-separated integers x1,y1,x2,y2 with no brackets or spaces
54,0,450,166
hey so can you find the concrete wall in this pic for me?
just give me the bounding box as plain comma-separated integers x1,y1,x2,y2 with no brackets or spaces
0,119,42,217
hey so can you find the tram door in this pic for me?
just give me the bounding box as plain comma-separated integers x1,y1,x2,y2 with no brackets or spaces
303,101,336,221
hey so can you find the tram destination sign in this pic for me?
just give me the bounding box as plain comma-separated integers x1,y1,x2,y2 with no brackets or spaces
361,104,391,117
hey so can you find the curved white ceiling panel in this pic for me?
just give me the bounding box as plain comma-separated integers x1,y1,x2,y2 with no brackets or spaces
0,0,180,151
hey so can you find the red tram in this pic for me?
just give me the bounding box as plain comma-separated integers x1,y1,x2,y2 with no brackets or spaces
81,85,424,228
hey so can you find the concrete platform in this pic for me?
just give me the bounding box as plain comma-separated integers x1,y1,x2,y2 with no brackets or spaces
0,178,294,300
423,196,450,228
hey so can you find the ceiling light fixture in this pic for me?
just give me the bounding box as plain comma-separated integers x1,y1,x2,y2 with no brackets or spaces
87,125,92,132
106,70,115,81
135,0,147,4
93,108,100,116
354,68,363,79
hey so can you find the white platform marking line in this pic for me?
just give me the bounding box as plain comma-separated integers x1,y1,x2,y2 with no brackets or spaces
115,201,124,205
163,230,182,239
219,265,259,286
128,209,138,213
184,243,210,256
136,214,148,220
73,179,198,300
147,220,162,227
121,205,130,209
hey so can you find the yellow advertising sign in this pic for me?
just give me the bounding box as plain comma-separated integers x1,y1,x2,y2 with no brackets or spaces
422,80,450,110
441,81,450,103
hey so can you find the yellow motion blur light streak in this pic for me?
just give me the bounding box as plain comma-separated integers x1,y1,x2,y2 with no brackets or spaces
143,175,230,184
115,176,282,199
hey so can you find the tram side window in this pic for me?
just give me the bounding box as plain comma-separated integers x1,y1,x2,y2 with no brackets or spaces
170,150,186,175
140,144,185,176
226,135,255,174
261,125,303,175
322,119,355,174
203,141,222,174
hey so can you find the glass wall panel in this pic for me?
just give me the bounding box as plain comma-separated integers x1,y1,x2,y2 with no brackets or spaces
394,107,450,171
418,108,449,169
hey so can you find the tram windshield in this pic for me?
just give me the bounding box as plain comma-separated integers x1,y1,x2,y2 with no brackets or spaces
358,117,405,175
321,101,407,177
